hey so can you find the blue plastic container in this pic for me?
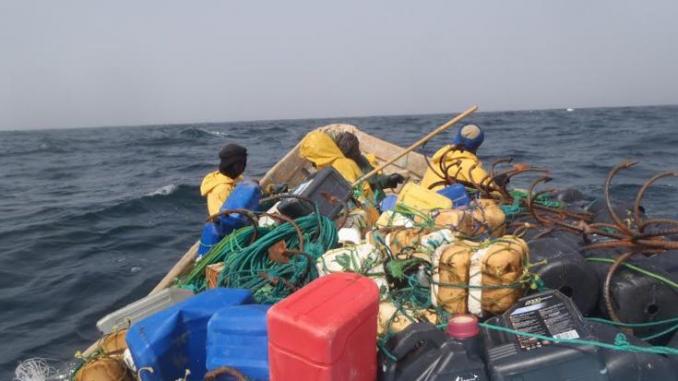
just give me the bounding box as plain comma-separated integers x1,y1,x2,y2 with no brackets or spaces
198,180,262,258
218,180,262,230
437,184,470,208
198,222,222,257
126,288,254,381
379,194,398,212
206,304,272,380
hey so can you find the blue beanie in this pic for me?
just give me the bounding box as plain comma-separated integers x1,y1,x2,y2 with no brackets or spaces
452,124,484,151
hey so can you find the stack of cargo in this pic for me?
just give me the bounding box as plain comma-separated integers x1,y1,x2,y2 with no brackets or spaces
78,154,677,381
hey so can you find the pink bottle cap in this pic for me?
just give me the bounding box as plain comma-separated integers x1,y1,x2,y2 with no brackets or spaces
446,314,480,339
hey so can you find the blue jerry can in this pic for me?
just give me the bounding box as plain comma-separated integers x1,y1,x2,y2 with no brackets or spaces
126,288,254,381
198,222,222,257
217,179,262,231
437,184,470,208
198,180,262,258
206,304,272,380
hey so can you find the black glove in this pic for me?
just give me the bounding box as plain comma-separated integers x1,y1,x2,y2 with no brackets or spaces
264,183,289,196
383,173,406,189
493,173,510,188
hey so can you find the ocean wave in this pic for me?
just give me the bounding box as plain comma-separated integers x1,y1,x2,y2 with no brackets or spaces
146,184,179,196
0,184,201,240
90,184,199,218
0,143,71,158
178,126,230,139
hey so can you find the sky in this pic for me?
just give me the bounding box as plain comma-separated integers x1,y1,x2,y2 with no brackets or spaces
1,0,677,130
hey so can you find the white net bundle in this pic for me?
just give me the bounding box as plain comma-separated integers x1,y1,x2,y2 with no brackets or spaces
14,358,67,381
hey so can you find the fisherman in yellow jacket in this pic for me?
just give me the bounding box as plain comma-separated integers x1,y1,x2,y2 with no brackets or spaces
420,124,493,191
200,144,247,215
298,129,388,206
299,130,365,183
333,131,405,194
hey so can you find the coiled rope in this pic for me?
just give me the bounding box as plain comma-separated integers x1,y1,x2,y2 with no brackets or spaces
177,214,337,303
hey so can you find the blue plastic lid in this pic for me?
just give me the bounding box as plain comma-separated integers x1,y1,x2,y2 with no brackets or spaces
380,194,398,211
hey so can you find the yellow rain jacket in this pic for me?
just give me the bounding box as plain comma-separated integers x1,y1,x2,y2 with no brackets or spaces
421,146,491,191
299,130,365,183
364,153,380,169
200,171,240,216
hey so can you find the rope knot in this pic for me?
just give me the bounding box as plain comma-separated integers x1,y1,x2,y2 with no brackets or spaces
614,333,631,347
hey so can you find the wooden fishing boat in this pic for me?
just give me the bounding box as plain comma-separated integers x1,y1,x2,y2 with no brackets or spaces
76,106,678,380
80,123,430,356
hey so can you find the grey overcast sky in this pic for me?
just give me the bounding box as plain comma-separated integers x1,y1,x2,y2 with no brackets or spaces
1,1,677,130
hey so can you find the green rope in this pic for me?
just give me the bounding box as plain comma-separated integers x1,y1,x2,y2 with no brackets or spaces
586,257,678,289
500,189,562,219
478,322,678,356
586,316,678,328
431,279,525,290
176,214,337,299
218,214,338,303
176,226,260,292
586,317,678,341
393,204,436,228
639,323,678,341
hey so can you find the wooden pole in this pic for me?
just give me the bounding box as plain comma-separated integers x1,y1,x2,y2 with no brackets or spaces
352,105,478,186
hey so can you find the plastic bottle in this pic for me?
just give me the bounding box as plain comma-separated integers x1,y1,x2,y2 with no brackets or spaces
379,316,488,381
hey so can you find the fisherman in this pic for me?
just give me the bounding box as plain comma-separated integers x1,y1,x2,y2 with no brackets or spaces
299,130,365,184
333,131,405,195
420,124,494,191
200,143,248,216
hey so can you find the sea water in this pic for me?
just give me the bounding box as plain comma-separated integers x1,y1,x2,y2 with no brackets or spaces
1,105,677,378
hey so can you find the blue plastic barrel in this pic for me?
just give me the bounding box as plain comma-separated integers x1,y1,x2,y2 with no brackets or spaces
437,184,470,208
206,304,272,380
126,288,254,381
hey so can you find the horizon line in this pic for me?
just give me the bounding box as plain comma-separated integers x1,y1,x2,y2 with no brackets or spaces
2,102,677,133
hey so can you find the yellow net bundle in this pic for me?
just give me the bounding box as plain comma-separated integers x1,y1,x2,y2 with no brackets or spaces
431,236,528,316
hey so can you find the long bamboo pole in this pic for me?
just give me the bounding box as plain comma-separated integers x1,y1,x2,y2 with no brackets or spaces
351,105,478,186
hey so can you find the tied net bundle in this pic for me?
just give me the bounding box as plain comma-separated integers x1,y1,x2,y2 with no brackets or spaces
431,236,529,317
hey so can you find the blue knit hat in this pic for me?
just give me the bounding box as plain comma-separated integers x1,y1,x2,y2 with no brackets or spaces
452,124,484,151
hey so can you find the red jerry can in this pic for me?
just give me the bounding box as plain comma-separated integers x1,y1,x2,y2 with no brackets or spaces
267,273,379,380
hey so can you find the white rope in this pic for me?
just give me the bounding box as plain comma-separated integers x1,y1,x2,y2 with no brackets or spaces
13,358,65,381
